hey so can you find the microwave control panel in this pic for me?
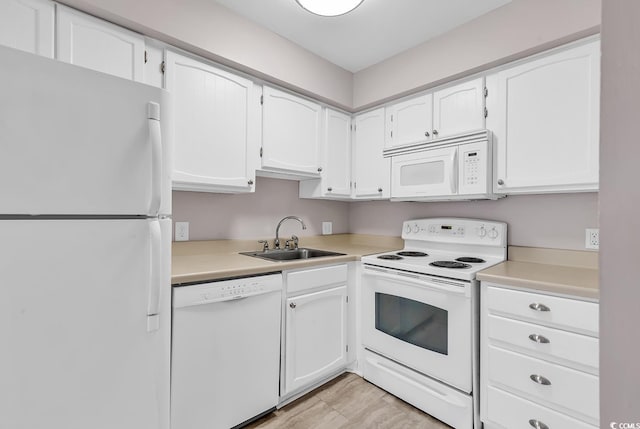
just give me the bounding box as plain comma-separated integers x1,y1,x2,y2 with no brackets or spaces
459,141,489,196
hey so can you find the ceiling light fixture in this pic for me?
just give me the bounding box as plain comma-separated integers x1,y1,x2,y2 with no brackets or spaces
296,0,364,17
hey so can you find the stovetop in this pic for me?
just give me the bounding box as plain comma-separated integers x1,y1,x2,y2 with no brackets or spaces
361,218,507,281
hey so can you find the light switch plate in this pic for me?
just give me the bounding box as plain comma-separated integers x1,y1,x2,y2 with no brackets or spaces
175,222,189,241
585,228,599,249
322,221,333,235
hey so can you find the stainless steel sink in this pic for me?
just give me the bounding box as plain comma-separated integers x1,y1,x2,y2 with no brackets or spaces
240,248,345,261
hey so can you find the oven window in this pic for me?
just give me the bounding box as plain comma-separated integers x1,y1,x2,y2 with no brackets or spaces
375,292,448,355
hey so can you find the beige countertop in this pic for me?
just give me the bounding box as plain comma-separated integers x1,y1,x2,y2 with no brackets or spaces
477,246,599,301
172,234,403,284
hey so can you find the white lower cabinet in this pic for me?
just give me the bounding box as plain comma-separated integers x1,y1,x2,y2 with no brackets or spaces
282,264,349,397
481,283,599,429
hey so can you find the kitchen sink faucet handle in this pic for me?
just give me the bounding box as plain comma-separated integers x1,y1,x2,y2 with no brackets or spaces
258,240,269,252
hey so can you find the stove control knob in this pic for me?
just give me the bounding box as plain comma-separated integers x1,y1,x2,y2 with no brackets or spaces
488,228,499,239
412,224,420,233
405,224,412,234
478,226,487,238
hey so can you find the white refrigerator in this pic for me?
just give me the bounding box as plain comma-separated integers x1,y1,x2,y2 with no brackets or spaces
0,46,172,429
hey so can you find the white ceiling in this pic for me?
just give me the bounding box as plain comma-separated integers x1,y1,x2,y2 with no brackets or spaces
214,0,512,72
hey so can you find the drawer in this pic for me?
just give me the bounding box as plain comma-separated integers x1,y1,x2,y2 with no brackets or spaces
486,285,599,336
487,346,599,423
287,264,347,295
487,314,599,373
485,386,597,429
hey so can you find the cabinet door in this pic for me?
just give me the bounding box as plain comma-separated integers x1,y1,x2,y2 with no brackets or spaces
433,77,485,138
165,51,259,193
322,108,352,197
493,40,600,194
385,93,433,149
262,86,322,176
56,4,145,82
353,108,390,199
0,0,54,57
284,285,348,395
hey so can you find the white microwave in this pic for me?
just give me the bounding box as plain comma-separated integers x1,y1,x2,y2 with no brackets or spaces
384,130,500,201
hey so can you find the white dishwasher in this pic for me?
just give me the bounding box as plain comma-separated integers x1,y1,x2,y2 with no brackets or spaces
171,273,282,429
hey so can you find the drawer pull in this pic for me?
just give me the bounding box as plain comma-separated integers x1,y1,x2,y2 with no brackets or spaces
530,374,552,385
528,334,550,344
529,419,549,429
529,303,551,312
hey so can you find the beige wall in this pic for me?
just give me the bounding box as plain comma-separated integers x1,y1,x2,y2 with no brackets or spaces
57,0,354,109
599,0,640,423
175,176,598,252
348,193,598,251
172,178,350,241
352,0,601,110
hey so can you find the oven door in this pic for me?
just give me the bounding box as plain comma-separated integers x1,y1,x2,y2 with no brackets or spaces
362,265,472,392
390,146,458,199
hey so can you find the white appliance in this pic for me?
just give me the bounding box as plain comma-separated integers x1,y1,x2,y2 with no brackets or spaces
171,273,283,429
360,218,507,429
0,46,172,429
384,130,499,201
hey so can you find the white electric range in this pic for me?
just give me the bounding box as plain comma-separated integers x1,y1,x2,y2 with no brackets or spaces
360,218,507,429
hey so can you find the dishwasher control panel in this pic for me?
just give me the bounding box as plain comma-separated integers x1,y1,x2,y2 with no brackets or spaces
173,273,283,308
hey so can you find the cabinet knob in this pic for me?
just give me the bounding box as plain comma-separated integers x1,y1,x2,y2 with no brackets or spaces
432,129,439,136
529,419,549,429
317,167,323,172
327,187,333,192
378,187,383,192
529,374,552,385
528,334,550,344
424,131,430,137
529,303,551,312
248,179,254,185
497,179,504,186
289,302,296,309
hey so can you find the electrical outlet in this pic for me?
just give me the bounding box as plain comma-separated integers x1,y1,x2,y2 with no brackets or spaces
175,222,189,241
322,221,333,235
585,228,599,250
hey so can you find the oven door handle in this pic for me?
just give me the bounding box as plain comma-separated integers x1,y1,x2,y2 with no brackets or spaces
363,266,468,296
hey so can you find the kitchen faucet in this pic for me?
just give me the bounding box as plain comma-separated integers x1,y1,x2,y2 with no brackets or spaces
274,216,307,249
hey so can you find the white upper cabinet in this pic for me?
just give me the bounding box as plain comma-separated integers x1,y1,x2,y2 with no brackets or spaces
261,86,322,177
165,50,260,193
353,108,390,199
432,77,485,138
385,93,433,149
299,108,352,199
143,38,165,89
385,78,485,149
56,4,145,82
489,40,600,194
0,0,54,57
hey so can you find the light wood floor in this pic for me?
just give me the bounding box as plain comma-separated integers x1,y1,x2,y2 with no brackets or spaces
245,372,452,429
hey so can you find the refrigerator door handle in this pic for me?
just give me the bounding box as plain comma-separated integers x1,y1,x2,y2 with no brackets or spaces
148,102,162,216
147,220,162,332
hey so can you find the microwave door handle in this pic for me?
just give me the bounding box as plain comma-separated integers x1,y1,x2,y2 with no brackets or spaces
449,149,458,194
